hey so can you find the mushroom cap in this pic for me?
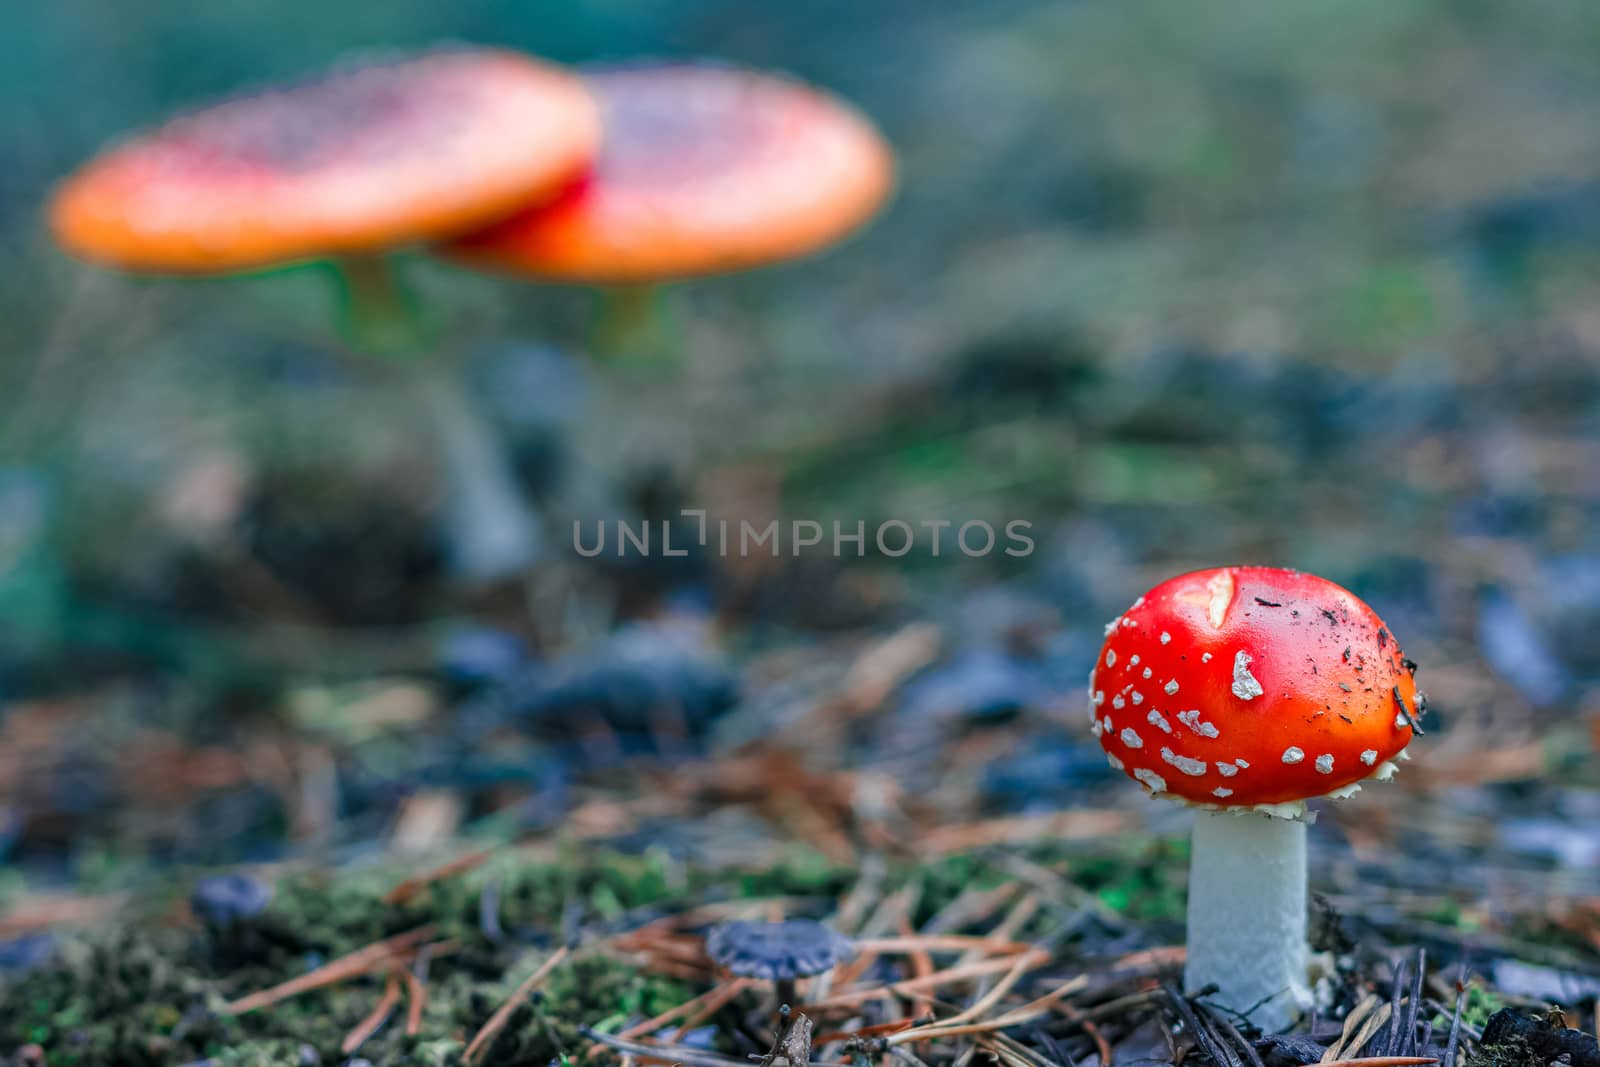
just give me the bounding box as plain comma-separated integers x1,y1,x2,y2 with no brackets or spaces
704,919,854,981
191,871,275,927
1089,566,1419,813
49,49,599,274
442,63,894,284
0,933,58,974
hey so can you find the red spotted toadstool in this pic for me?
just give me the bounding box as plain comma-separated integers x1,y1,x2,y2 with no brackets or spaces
1089,566,1421,1031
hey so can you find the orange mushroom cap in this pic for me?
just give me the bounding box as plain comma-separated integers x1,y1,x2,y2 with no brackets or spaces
442,63,894,284
49,49,599,275
1089,566,1419,813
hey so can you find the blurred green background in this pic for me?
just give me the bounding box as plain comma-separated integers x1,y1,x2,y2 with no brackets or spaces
0,0,1597,869
3,9,1600,1062
6,0,1600,661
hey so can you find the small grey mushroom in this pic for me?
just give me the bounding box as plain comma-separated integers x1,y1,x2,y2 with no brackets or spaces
705,920,854,1014
191,872,275,928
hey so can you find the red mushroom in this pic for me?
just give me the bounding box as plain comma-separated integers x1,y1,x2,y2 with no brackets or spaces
48,48,602,583
50,49,597,274
443,62,894,284
441,62,894,360
1089,566,1421,1031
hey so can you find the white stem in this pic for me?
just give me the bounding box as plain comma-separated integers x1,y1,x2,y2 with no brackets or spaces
1184,809,1311,1033
412,371,540,582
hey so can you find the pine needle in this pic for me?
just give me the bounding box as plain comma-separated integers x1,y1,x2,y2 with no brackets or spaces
341,969,402,1055
223,926,437,1015
463,945,571,1064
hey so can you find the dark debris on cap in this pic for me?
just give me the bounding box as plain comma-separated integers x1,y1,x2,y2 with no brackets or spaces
704,920,854,981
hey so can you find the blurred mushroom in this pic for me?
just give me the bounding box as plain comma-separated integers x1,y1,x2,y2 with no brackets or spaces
0,933,56,975
49,49,601,583
446,62,893,283
51,51,595,274
191,871,275,928
705,919,854,1013
1088,566,1420,1032
444,62,893,357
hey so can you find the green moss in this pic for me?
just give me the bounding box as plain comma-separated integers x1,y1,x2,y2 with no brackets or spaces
1435,983,1506,1034
0,847,838,1066
0,842,1183,1065
1075,839,1188,924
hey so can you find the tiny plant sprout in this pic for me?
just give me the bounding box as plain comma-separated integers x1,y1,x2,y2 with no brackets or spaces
705,919,855,1016
48,48,601,582
1090,566,1421,1032
442,62,893,356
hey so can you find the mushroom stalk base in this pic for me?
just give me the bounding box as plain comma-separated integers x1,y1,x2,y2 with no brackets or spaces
335,255,541,582
1184,809,1310,1033
413,370,540,582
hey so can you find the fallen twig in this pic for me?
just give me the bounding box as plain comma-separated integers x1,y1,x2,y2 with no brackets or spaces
582,1027,853,1067
672,978,755,1042
463,945,571,1064
224,926,437,1015
854,935,1037,956
813,1019,921,1045
1202,1005,1266,1067
1442,963,1469,1067
383,849,495,905
806,948,1052,1013
885,975,1087,1045
604,978,757,1052
1057,1000,1111,1065
400,965,427,1037
0,892,128,937
917,811,1132,856
341,969,402,1055
1165,987,1241,1067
